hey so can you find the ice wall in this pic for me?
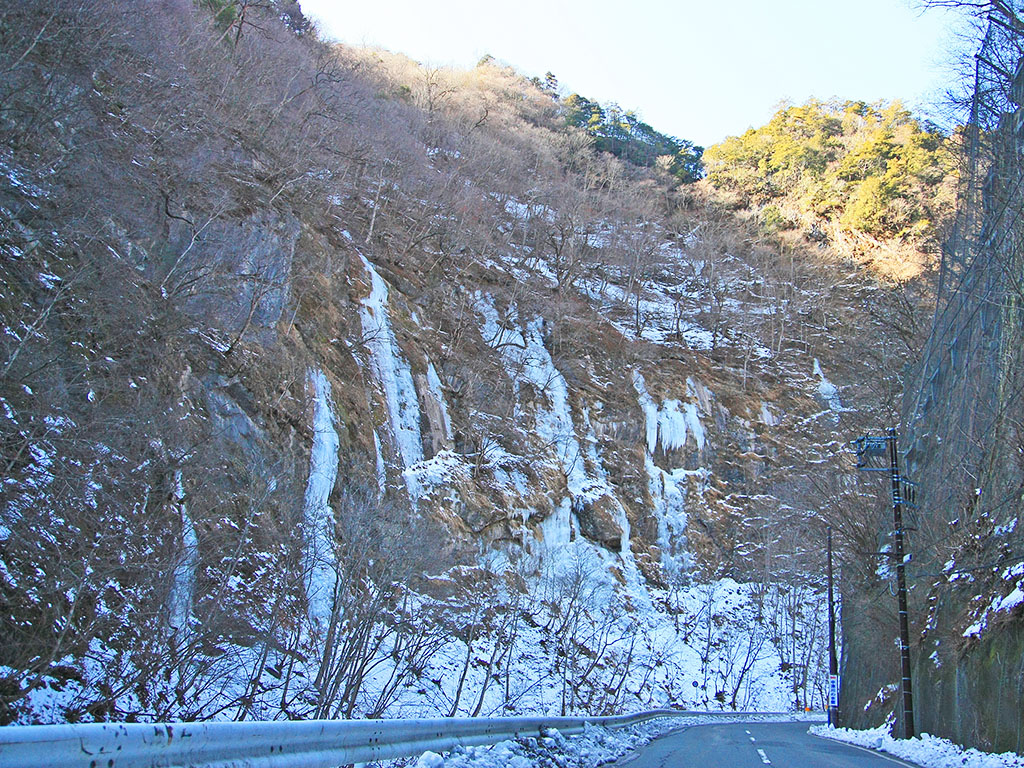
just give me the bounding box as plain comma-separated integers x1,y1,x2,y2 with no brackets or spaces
358,256,424,498
633,370,704,575
167,470,198,632
474,294,631,556
302,368,340,631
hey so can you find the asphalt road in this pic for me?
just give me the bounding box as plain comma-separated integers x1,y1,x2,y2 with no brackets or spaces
614,721,921,768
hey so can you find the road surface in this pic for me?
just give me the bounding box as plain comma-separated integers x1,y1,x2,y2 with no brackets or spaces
615,721,920,768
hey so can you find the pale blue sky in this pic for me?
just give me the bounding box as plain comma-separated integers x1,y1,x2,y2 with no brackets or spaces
300,1,965,147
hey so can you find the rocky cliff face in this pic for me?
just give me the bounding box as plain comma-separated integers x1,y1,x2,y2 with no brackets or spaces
0,1,924,724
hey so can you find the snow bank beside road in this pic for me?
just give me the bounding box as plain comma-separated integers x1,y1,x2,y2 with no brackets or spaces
811,724,1024,767
411,714,816,768
412,720,676,768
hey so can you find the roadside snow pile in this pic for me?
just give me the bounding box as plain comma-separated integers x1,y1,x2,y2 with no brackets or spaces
410,715,812,768
411,719,676,768
810,724,1024,767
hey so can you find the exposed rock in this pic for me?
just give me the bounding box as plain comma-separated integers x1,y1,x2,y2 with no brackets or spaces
575,494,626,552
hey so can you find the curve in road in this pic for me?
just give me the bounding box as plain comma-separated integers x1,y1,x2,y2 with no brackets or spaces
615,721,921,768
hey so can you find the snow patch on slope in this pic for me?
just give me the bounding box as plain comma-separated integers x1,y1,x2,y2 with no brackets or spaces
961,561,1024,639
582,279,718,349
813,358,842,415
403,450,471,501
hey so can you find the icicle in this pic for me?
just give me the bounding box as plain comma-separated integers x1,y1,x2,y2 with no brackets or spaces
425,361,452,441
358,256,424,503
302,369,340,631
167,470,197,632
373,429,387,498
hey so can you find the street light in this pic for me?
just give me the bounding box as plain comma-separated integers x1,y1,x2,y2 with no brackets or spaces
854,428,915,739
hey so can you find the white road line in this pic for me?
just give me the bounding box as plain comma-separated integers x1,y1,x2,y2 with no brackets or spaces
756,747,771,764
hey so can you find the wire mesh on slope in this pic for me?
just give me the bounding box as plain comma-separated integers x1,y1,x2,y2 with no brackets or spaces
903,6,1024,572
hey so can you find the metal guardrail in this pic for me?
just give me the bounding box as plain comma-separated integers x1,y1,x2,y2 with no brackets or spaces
0,709,790,768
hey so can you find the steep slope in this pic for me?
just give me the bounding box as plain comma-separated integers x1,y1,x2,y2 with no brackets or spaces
0,0,929,724
838,9,1024,754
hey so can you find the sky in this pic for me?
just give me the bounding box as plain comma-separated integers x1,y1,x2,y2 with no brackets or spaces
299,0,966,148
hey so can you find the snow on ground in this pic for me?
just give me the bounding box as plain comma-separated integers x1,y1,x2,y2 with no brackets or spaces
811,724,1024,768
403,450,472,501
1,150,47,200
408,714,818,768
581,278,717,349
366,574,815,721
502,197,554,223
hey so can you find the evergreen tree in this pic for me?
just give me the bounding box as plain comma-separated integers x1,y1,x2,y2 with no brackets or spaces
544,71,559,96
559,92,703,182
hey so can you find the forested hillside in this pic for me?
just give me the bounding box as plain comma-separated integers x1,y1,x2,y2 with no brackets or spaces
705,99,956,278
0,0,964,740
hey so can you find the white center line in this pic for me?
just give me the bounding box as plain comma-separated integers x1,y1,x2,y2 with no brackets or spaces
757,747,771,764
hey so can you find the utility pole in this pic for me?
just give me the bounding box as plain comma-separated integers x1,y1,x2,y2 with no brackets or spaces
854,429,915,739
827,525,838,727
887,428,915,739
